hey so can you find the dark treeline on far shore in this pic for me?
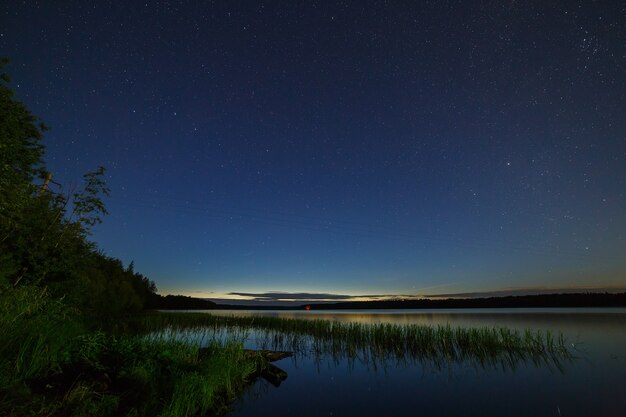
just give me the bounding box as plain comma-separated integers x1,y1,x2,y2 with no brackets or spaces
152,292,626,310
148,294,217,310
151,295,294,310
305,292,626,310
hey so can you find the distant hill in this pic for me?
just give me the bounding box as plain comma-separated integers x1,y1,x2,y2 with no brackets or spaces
302,292,626,310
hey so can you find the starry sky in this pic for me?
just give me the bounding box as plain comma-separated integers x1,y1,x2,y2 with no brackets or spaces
2,1,625,304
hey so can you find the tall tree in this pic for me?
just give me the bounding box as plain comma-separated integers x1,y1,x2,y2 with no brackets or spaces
0,59,156,316
0,58,49,284
0,58,46,223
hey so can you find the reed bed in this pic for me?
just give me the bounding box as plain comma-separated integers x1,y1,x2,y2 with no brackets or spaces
135,313,573,371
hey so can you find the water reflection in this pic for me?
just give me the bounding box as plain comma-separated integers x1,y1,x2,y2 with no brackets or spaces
245,327,573,373
221,309,626,417
152,309,581,372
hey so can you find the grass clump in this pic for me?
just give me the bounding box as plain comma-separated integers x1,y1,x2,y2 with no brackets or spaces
0,286,261,417
0,286,83,384
135,312,574,370
162,342,257,417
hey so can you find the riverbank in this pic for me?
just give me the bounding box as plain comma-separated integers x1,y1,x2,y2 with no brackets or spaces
0,292,266,417
2,334,268,417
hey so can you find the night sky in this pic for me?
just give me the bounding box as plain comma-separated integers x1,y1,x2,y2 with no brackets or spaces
2,1,625,304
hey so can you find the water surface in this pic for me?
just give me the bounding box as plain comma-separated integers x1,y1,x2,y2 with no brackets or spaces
204,309,626,417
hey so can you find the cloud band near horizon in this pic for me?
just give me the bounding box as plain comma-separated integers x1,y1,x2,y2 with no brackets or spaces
214,285,626,304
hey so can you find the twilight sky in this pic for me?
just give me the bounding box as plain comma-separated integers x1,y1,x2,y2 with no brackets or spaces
2,1,625,304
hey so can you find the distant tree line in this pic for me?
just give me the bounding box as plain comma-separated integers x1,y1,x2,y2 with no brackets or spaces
148,294,217,310
304,292,626,310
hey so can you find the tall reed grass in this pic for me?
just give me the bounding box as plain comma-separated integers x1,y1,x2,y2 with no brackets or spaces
136,312,573,371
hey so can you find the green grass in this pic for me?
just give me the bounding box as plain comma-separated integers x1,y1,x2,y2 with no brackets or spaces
158,341,258,417
0,285,84,387
1,330,261,417
134,312,574,370
0,286,262,417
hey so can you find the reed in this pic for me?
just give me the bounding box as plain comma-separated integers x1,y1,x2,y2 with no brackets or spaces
134,312,573,371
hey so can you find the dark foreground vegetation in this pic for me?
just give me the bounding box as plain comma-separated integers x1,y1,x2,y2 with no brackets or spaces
0,60,262,416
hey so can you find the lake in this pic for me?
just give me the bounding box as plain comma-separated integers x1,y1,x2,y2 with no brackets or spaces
196,308,626,417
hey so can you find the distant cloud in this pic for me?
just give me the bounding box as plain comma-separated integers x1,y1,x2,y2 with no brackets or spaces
201,286,626,306
227,291,392,302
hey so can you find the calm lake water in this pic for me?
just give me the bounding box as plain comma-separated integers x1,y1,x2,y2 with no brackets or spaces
200,308,626,417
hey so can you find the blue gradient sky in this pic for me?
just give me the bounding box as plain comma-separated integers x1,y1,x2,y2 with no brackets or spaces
2,1,625,303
